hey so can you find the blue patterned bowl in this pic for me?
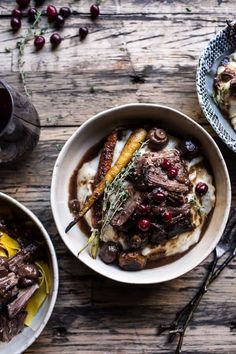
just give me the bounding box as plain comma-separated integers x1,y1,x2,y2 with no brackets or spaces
196,23,236,153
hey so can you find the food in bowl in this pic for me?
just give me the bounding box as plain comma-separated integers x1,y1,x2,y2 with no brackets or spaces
67,126,216,271
0,210,51,342
214,53,236,131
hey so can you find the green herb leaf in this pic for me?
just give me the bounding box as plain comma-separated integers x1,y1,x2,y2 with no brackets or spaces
186,7,192,12
5,47,11,53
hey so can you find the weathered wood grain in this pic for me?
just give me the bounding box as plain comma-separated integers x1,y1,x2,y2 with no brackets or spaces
1,1,236,353
0,13,231,127
0,0,236,15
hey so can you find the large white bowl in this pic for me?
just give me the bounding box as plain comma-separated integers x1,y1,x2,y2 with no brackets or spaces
51,103,231,284
0,192,59,354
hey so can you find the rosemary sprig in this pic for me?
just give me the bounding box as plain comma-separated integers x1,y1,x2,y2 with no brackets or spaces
17,10,42,98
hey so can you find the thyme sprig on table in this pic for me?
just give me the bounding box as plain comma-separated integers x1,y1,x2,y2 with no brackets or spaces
17,10,42,98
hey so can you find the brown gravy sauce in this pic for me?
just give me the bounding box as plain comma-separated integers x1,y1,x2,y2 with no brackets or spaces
68,133,213,270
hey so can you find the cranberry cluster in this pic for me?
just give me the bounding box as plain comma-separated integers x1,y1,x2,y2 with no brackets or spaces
11,1,100,50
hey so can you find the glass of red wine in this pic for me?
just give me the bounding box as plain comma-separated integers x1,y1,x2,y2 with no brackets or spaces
0,80,40,165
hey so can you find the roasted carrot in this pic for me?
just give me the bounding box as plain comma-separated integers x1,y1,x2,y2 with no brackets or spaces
65,128,147,232
92,130,118,228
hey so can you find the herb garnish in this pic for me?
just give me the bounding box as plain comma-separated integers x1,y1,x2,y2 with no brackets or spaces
17,10,42,98
78,140,148,258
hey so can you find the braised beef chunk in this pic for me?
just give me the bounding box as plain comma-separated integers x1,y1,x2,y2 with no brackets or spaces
112,189,142,227
0,311,26,342
133,150,191,193
7,283,39,319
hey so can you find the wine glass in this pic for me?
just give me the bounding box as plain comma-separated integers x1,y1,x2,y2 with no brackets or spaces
0,80,40,165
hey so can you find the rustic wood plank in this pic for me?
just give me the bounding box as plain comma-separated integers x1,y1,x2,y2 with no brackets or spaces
0,15,229,127
1,0,236,353
0,0,236,16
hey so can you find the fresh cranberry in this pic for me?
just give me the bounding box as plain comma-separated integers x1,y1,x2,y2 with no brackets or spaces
28,7,37,22
50,33,62,47
180,139,199,160
152,190,166,204
90,4,100,19
138,218,151,232
55,15,65,28
11,17,21,31
167,167,178,179
16,0,31,8
195,182,208,196
34,35,45,50
162,211,173,222
47,5,58,21
161,158,172,171
12,9,22,18
136,204,151,214
79,26,89,40
59,7,71,18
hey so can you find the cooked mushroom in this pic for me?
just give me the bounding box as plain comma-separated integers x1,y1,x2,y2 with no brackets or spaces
118,251,147,271
147,128,168,150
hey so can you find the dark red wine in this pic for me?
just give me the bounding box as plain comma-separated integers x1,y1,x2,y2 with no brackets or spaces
0,88,12,133
0,82,40,164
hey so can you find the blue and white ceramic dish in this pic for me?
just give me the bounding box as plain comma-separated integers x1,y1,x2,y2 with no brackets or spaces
196,23,236,153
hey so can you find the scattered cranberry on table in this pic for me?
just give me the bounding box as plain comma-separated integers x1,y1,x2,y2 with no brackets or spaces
55,15,65,28
28,7,37,22
11,17,22,31
59,7,71,18
79,26,89,40
162,210,173,222
138,218,151,232
47,5,58,21
50,33,62,47
161,158,172,171
12,9,22,18
34,35,45,50
167,167,178,179
90,4,100,19
195,182,208,196
152,190,166,204
16,0,31,9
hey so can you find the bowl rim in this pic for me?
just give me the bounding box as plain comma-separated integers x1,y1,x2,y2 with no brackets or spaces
196,23,236,153
51,103,231,284
0,192,59,353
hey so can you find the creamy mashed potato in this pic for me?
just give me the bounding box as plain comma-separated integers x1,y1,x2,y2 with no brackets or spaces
76,132,215,261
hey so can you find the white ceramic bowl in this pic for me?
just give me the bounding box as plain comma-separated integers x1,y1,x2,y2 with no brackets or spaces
0,192,59,354
51,103,231,284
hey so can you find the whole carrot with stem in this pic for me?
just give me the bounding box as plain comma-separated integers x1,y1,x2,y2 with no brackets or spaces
65,128,147,233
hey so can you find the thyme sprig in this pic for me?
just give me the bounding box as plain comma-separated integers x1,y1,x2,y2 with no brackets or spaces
78,140,148,258
17,10,42,98
189,195,205,216
100,140,148,236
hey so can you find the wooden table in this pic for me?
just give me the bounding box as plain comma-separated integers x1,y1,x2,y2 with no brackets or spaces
1,1,236,353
